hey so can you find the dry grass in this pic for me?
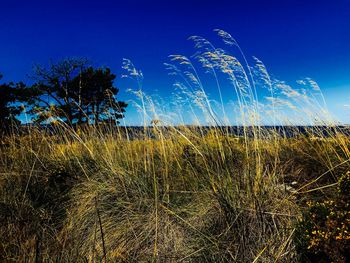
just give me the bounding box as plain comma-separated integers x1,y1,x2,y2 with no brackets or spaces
1,124,349,262
1,30,349,262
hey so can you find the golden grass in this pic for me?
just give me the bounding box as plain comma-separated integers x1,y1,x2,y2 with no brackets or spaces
1,29,349,262
1,124,349,262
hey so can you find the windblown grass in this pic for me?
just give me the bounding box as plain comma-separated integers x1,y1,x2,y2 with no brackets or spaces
1,125,349,262
1,30,349,262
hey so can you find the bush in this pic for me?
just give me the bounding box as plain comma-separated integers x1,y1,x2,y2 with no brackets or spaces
295,172,350,262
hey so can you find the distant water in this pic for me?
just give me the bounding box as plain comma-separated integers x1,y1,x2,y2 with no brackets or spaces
19,124,350,139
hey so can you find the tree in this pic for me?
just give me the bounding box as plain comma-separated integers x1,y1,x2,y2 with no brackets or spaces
69,67,128,124
0,74,24,131
26,58,127,125
26,58,88,124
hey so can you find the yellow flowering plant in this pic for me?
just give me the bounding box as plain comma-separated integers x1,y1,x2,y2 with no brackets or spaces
295,172,350,262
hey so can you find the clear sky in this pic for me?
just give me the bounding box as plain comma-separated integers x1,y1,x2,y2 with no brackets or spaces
1,0,350,125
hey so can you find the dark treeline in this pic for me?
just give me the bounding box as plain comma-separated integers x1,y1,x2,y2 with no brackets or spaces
0,57,127,133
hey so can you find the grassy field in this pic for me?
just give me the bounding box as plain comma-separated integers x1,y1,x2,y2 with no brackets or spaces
1,30,349,262
0,124,349,262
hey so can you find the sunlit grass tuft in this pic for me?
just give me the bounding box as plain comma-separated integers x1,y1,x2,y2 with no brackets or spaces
1,30,349,262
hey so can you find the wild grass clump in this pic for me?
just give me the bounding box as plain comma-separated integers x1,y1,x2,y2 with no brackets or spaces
1,125,349,262
1,29,349,262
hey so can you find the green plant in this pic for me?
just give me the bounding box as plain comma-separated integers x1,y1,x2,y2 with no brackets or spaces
295,172,350,262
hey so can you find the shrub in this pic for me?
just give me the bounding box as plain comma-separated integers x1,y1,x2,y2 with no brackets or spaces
295,172,350,262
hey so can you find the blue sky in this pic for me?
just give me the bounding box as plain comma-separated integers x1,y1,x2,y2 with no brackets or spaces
1,0,350,124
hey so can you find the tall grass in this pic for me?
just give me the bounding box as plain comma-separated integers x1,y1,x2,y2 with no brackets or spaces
1,30,349,262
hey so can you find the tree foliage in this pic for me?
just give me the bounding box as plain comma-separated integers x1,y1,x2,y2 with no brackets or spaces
0,74,25,130
24,58,127,125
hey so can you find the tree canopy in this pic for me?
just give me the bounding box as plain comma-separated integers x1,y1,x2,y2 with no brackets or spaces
21,58,127,125
0,58,128,131
0,74,25,130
